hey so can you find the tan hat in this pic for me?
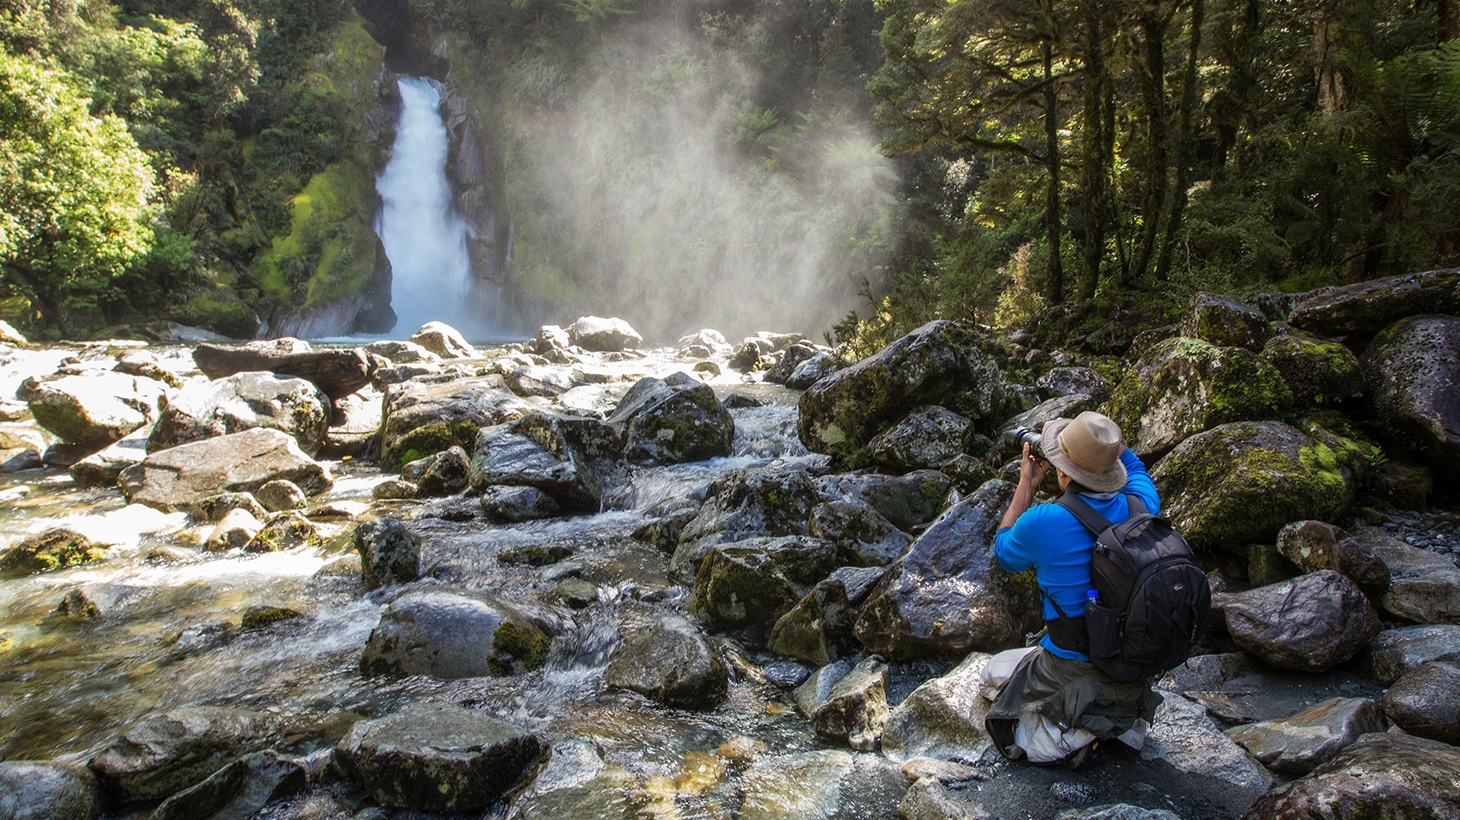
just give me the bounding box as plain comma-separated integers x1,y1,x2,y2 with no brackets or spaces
1040,411,1128,493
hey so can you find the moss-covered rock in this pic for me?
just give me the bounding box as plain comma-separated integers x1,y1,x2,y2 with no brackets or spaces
469,412,626,512
686,546,803,634
0,528,107,577
798,320,1007,468
379,376,536,470
244,512,322,553
605,372,733,466
1152,421,1358,552
603,617,729,710
1360,314,1460,472
1261,335,1365,410
240,606,303,629
671,467,821,581
359,588,554,678
1180,292,1271,351
1103,337,1293,458
1243,733,1460,819
1288,268,1460,337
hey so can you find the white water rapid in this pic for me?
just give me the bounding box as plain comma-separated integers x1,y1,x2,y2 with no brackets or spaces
375,77,489,338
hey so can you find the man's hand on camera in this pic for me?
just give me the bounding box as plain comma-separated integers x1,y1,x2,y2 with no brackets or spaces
1020,442,1049,488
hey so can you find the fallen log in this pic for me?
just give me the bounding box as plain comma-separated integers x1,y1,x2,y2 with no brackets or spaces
193,344,377,401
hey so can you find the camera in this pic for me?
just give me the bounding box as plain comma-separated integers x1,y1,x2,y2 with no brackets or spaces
1002,425,1044,457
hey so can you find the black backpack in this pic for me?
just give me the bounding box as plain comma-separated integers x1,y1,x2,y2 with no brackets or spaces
1047,490,1211,682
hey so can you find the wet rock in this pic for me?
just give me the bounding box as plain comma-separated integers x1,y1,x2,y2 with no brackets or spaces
360,588,552,678
792,656,890,751
1362,314,1460,470
120,428,333,512
1242,732,1460,819
187,491,267,523
1152,421,1357,551
192,342,376,401
0,761,102,820
808,500,911,567
1224,697,1386,775
686,543,816,633
769,574,863,666
89,706,278,800
900,776,987,820
1382,661,1460,744
244,512,320,553
204,507,263,552
499,543,574,566
336,701,541,812
480,484,561,523
1287,268,1460,337
409,321,475,359
1260,336,1364,409
365,339,440,364
881,652,992,764
469,412,625,511
55,588,100,620
1058,807,1181,820
740,750,906,820
1275,521,1389,591
787,353,845,389
568,316,642,352
1214,570,1379,672
371,478,416,499
0,528,106,577
28,372,167,450
1103,338,1292,459
867,406,973,474
605,372,733,465
854,481,1037,659
1157,652,1255,695
1050,782,1098,805
817,471,952,532
678,328,730,355
899,758,987,785
554,577,598,608
113,350,182,388
68,427,148,487
378,376,536,471
146,372,330,456
415,444,471,496
0,446,41,472
764,341,822,385
506,365,575,398
1141,691,1273,801
604,617,729,710
672,466,820,580
255,479,306,512
1363,624,1460,685
728,341,762,371
1181,292,1271,351
1360,526,1460,623
149,750,304,820
1037,367,1112,403
799,320,1007,468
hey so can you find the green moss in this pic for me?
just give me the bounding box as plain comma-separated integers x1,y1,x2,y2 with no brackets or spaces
384,420,481,471
0,529,107,577
492,620,549,671
241,605,303,629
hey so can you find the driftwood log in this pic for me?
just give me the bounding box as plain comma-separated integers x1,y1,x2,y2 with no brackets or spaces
193,344,377,401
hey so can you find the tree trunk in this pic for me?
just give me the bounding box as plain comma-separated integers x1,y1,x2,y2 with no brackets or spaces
1042,36,1065,306
1078,0,1109,303
1157,0,1204,282
1128,11,1171,286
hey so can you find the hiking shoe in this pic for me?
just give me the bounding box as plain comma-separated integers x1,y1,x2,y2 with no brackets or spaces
1063,741,1103,771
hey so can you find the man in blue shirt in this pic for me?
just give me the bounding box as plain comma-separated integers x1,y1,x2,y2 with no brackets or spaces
983,411,1160,767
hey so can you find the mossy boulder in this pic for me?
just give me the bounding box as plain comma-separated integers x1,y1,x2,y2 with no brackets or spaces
1288,268,1460,337
0,528,106,577
1153,421,1358,551
1360,314,1460,471
146,372,330,457
379,376,537,471
353,518,421,589
360,589,554,678
672,466,820,580
603,617,729,710
605,372,733,465
414,445,471,496
815,470,952,532
807,500,911,567
769,574,864,666
469,412,626,512
1242,733,1460,820
866,405,973,474
1103,337,1293,458
798,320,1007,468
1261,335,1365,410
244,512,321,553
1180,292,1271,351
686,546,805,634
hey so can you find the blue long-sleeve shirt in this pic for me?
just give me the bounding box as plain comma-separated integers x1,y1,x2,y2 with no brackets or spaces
993,449,1161,661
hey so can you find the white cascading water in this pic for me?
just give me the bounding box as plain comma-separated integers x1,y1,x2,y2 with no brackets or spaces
375,77,484,338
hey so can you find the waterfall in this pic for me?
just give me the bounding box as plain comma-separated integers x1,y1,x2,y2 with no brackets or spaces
375,77,490,339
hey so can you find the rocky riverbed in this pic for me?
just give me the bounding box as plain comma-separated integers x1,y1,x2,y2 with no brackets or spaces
1,281,1459,820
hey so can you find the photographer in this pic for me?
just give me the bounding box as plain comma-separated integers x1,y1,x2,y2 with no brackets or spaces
982,411,1162,768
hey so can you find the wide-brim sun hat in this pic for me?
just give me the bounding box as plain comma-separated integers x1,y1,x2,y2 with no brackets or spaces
1040,411,1128,493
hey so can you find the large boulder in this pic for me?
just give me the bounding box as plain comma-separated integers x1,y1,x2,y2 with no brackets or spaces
1224,697,1386,775
738,750,907,820
1275,521,1390,592
792,656,891,751
379,376,537,471
1141,691,1273,801
360,589,553,678
1181,292,1271,351
1103,337,1292,459
605,373,733,465
604,617,728,710
149,750,305,820
807,500,911,567
1363,624,1460,685
88,706,278,801
119,428,333,513
1359,526,1460,624
1241,733,1460,819
1037,367,1112,403
192,342,376,400
867,406,973,474
1361,314,1460,470
672,467,821,580
469,412,626,512
409,321,475,359
815,471,952,531
1152,421,1357,551
0,761,102,820
798,321,1007,468
336,702,540,812
568,316,642,352
769,571,873,666
1213,570,1380,672
146,372,330,456
853,480,1038,659
880,651,992,764
1260,335,1365,410
686,538,837,633
353,518,421,589
1383,661,1460,744
1287,268,1460,337
28,372,167,450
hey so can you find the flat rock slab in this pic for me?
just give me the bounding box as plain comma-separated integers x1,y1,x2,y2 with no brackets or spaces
1288,269,1460,337
89,706,278,800
1362,624,1460,685
1142,691,1273,802
119,428,332,513
1224,697,1386,774
336,701,541,812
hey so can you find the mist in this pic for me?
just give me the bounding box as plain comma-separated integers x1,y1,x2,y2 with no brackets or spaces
503,10,902,344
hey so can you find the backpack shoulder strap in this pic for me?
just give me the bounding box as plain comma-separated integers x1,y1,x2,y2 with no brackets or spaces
1126,494,1148,516
1056,489,1115,535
